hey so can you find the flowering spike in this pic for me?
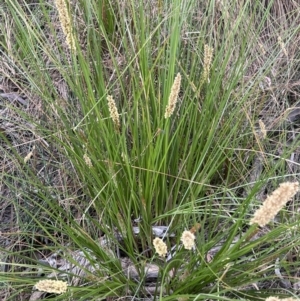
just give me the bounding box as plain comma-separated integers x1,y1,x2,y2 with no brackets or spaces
35,279,68,294
54,0,76,51
153,237,168,257
250,182,299,227
181,230,196,250
164,73,181,119
107,95,120,133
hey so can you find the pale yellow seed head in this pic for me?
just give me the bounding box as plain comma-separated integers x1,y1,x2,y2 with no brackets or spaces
202,45,214,83
277,36,288,57
54,0,76,51
164,73,181,119
266,298,280,301
258,43,266,55
107,95,120,133
153,237,168,257
258,119,267,139
83,153,93,168
266,297,298,301
35,279,68,294
250,182,299,227
180,230,195,250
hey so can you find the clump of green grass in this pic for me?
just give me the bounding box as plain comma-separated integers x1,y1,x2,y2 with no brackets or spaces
0,0,300,300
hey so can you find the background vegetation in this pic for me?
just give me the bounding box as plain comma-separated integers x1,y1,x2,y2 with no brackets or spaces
0,0,300,300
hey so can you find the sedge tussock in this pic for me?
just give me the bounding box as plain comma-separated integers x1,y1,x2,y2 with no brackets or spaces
250,182,299,227
107,95,120,133
153,237,168,257
54,0,76,51
180,230,195,250
34,279,68,294
164,73,181,119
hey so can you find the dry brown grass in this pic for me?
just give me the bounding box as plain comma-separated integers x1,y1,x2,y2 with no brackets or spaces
0,1,299,299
